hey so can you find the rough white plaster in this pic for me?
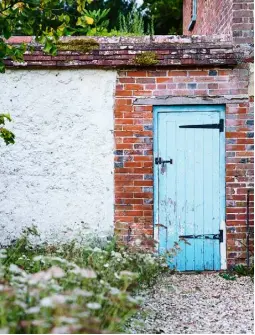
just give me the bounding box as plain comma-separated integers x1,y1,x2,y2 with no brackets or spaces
0,69,117,245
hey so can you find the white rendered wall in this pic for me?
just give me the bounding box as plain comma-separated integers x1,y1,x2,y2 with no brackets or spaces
0,69,117,245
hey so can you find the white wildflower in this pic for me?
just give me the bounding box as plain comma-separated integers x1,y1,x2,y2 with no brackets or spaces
31,320,46,327
114,272,120,279
51,326,70,334
109,287,120,295
70,268,97,279
51,325,82,334
26,306,40,314
0,249,7,259
29,288,40,298
58,316,77,324
84,247,93,252
127,295,138,304
15,300,27,309
72,288,93,297
80,268,97,278
112,251,122,259
86,302,101,310
33,256,69,265
40,294,67,308
76,312,90,318
28,271,49,285
49,282,62,291
119,271,138,278
93,247,102,252
48,266,65,278
51,294,67,305
104,263,109,268
40,297,52,308
29,266,65,285
12,276,27,284
9,264,26,276
161,263,168,268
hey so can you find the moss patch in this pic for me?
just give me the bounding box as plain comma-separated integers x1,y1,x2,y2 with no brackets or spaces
56,38,99,53
133,51,159,66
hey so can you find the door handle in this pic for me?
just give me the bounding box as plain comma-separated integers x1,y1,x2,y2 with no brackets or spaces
155,157,173,165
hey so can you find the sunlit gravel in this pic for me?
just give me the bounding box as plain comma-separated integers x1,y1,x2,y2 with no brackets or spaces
128,273,254,334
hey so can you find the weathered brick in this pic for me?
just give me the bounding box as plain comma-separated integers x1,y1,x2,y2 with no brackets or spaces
114,65,253,267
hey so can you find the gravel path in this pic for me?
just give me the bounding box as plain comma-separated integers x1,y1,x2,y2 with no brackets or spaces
129,273,254,334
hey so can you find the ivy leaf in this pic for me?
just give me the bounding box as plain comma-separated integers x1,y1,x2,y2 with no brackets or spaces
3,24,12,39
43,39,54,53
0,61,5,73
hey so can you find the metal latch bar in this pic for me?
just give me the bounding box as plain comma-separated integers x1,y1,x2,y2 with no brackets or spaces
179,230,223,242
179,119,224,132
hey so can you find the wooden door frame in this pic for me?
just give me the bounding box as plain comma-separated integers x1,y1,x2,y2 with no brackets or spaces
153,105,226,270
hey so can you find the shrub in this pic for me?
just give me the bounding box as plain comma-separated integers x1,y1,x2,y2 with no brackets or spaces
0,228,168,333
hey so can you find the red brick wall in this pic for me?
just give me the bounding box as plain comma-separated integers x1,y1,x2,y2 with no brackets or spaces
232,0,254,44
183,0,254,44
183,0,233,36
114,67,254,267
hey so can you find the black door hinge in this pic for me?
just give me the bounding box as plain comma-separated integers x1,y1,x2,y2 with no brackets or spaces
179,119,224,132
179,229,223,242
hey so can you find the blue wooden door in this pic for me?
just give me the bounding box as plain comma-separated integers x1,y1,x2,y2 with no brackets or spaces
154,105,225,271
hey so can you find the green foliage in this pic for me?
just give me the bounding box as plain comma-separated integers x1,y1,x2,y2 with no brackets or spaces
56,38,99,52
0,113,15,145
118,4,145,35
141,0,183,35
0,0,96,72
0,227,168,333
233,264,254,278
219,272,236,281
101,0,137,32
134,51,159,66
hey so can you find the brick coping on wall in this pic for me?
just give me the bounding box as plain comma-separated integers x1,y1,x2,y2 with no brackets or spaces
4,35,253,69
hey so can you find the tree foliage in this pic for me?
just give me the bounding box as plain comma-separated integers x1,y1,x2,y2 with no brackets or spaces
0,0,95,73
141,0,183,35
86,0,183,35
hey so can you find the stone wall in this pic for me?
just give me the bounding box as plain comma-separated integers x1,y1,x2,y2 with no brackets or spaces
1,36,254,266
0,69,116,245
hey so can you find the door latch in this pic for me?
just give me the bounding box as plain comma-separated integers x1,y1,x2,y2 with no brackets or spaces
155,157,173,165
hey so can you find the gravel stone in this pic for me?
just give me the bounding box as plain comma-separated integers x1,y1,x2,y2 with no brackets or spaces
128,273,254,334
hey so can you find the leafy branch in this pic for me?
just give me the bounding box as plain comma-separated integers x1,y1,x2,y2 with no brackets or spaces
0,113,15,145
0,0,95,73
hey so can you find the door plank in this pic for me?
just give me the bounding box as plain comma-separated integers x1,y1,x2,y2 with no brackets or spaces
155,107,225,271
